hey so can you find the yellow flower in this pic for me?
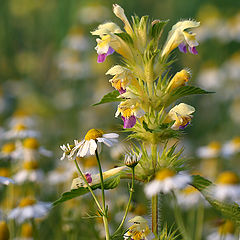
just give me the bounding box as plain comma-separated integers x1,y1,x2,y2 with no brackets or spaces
218,220,235,235
167,69,191,92
167,103,195,130
162,20,200,57
0,221,10,240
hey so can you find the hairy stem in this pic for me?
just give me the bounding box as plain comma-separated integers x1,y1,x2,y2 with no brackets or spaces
152,194,159,235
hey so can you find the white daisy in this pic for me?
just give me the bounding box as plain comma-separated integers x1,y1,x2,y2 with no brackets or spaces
144,168,192,197
207,220,237,240
60,143,75,161
0,142,19,160
124,152,142,168
197,141,221,159
13,161,44,184
0,176,14,185
211,171,240,202
72,129,118,158
221,137,240,157
8,197,51,223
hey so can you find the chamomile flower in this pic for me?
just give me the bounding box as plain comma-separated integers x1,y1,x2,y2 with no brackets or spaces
207,220,237,240
124,216,151,240
167,103,195,130
13,161,44,184
162,20,200,57
197,141,221,159
222,137,240,157
144,168,192,197
8,197,51,223
106,65,135,94
115,101,145,129
0,142,18,160
91,22,122,63
72,129,119,158
124,152,142,168
211,171,240,202
60,143,75,161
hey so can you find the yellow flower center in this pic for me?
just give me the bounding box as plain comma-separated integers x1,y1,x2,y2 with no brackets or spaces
19,198,36,208
23,161,39,170
23,138,39,149
1,142,15,153
232,137,240,146
21,223,33,238
218,220,235,235
182,186,198,195
156,168,176,181
208,141,221,150
216,171,239,185
14,123,26,131
13,109,28,117
0,221,10,240
0,168,10,178
85,129,104,141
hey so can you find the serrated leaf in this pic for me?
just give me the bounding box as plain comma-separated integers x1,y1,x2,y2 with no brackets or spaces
192,175,240,226
53,174,121,206
115,32,133,45
151,20,169,39
93,90,121,106
164,86,214,106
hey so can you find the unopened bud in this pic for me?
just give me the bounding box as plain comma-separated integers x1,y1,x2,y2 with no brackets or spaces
124,152,141,168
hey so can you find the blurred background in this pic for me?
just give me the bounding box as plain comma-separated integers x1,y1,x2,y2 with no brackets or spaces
0,0,240,239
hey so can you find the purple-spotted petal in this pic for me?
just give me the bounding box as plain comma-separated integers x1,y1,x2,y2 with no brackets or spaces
179,122,190,130
106,47,115,56
188,46,198,55
118,88,126,94
121,115,136,129
178,42,187,53
97,54,107,63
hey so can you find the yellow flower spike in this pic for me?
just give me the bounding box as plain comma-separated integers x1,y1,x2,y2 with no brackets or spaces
161,20,200,57
216,171,239,185
0,221,10,240
167,69,191,92
1,143,15,153
84,129,104,141
23,137,39,149
19,198,36,208
182,185,198,195
21,223,33,238
218,220,235,235
112,4,133,36
155,168,176,181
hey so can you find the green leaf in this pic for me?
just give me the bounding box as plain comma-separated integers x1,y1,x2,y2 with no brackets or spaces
151,20,169,39
164,86,214,106
115,32,133,45
192,175,240,226
93,90,121,106
53,174,121,206
142,121,153,133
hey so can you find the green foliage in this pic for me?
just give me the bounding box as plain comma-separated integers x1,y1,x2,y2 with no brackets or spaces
158,225,179,240
150,20,169,40
163,86,214,107
92,90,122,106
53,174,121,206
115,32,134,45
192,175,240,226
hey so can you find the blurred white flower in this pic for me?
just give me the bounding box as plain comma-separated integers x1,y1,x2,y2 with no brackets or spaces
197,141,221,159
222,137,240,157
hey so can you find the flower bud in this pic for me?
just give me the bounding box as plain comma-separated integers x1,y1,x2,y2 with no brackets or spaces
124,152,141,168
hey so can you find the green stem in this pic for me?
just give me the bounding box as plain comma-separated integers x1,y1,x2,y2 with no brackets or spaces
151,195,158,235
95,150,106,213
74,159,103,212
113,167,135,236
103,215,110,240
195,203,204,240
151,144,157,172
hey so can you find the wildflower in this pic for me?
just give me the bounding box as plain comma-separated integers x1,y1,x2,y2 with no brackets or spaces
207,220,237,240
167,103,195,130
13,161,44,184
91,22,122,63
60,143,75,161
167,69,191,92
162,20,200,57
19,223,33,240
112,4,133,36
8,197,51,223
222,137,240,157
211,171,240,202
124,152,142,168
72,129,119,158
0,168,14,185
197,141,221,159
124,216,151,240
106,65,135,94
0,221,10,240
144,168,191,197
71,166,127,189
115,101,145,129
0,142,18,160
